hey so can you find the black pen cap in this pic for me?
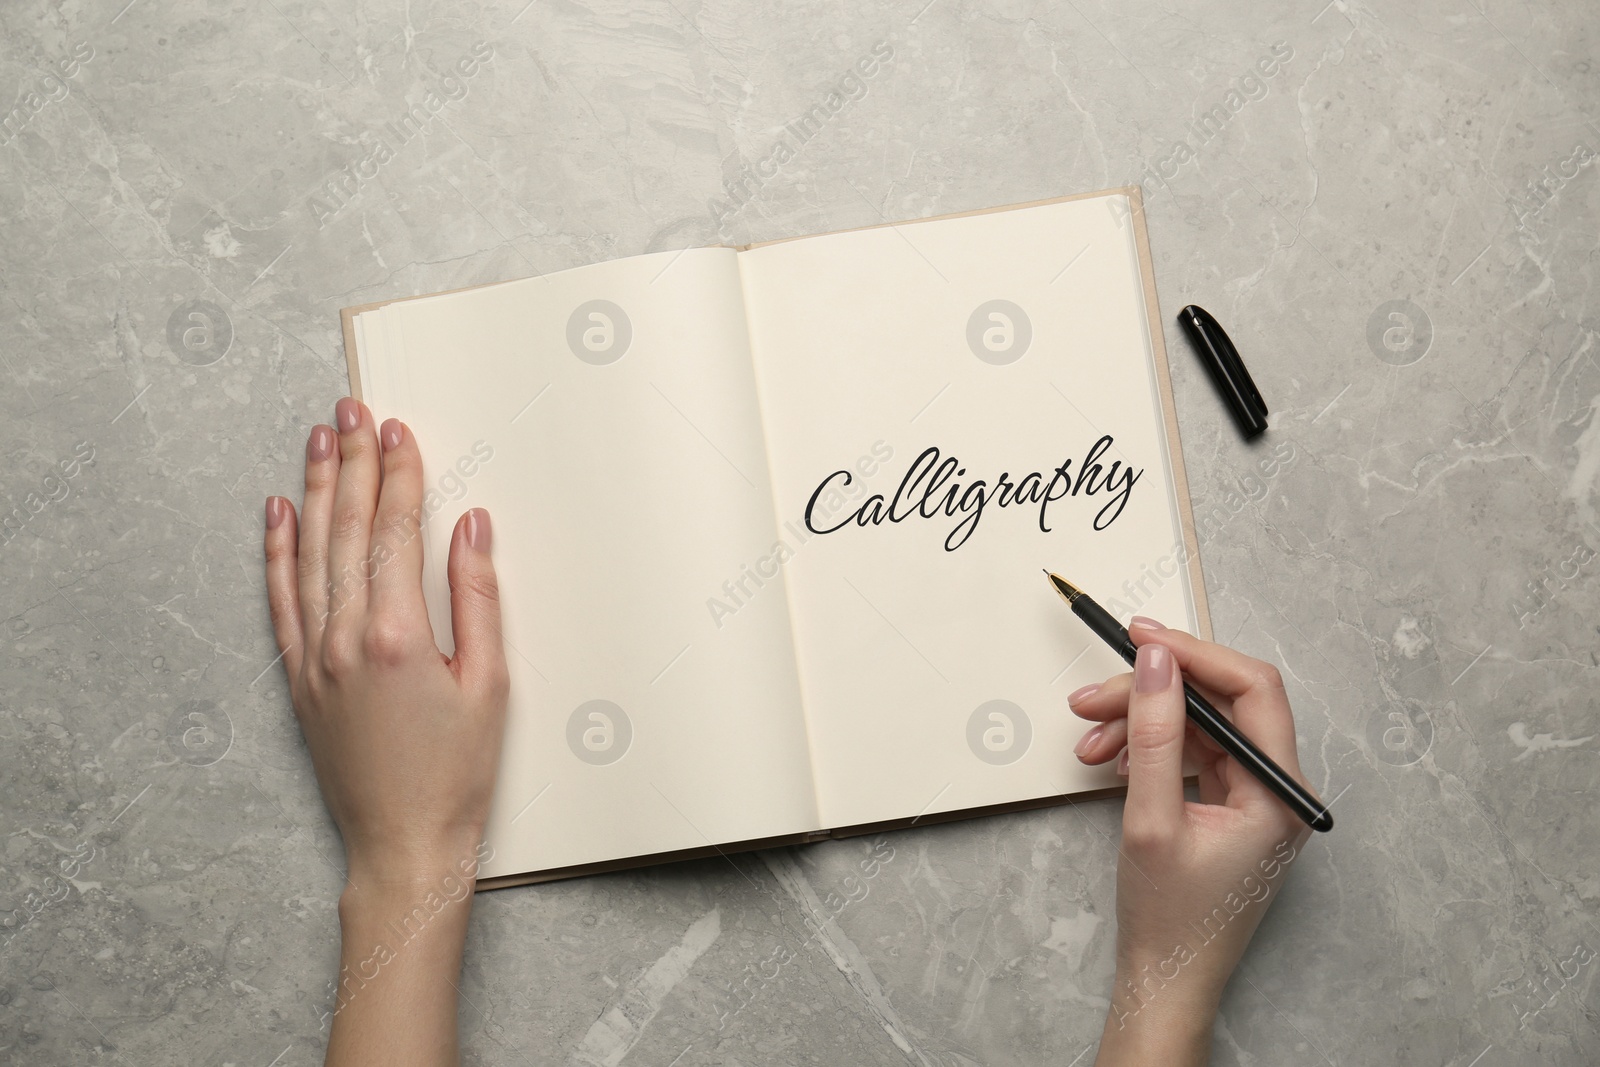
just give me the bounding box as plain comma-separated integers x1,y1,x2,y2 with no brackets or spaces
1178,304,1268,440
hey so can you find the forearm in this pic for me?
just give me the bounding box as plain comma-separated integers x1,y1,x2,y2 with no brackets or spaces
325,871,476,1067
1093,969,1217,1067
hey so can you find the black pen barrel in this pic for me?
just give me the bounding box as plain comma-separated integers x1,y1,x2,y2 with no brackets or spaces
1071,596,1137,662
1182,683,1334,832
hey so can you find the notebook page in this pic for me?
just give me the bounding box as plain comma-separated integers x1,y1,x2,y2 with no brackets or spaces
353,249,820,877
737,195,1200,830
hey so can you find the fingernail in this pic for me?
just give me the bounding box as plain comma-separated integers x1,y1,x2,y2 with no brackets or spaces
1067,683,1101,707
1135,643,1171,693
1116,749,1129,776
380,418,403,452
335,397,361,433
265,496,286,530
465,508,491,552
1130,616,1165,630
1074,723,1105,759
307,425,334,461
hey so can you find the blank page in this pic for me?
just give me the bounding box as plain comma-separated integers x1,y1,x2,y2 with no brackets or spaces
354,249,821,877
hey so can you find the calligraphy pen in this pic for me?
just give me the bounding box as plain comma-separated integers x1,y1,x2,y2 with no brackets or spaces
1045,571,1334,832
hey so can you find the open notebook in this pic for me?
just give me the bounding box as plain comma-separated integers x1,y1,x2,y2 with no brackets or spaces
341,187,1210,888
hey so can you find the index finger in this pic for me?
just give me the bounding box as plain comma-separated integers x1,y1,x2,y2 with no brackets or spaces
367,419,426,621
1122,642,1189,846
1130,622,1302,774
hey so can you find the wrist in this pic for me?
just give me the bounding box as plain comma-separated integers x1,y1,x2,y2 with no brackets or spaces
1112,927,1240,1011
342,832,491,898
334,870,476,993
339,875,471,929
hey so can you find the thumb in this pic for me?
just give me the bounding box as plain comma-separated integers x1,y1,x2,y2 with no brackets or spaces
447,508,508,696
1122,642,1187,846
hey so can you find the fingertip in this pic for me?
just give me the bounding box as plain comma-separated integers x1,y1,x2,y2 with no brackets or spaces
464,508,492,554
335,396,363,434
446,509,499,594
264,497,299,547
1075,718,1127,764
380,418,404,452
306,424,336,463
1129,621,1186,649
1134,642,1175,693
1067,683,1101,708
1066,673,1133,721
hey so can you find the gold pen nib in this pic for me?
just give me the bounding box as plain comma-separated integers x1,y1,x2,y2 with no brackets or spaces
1045,571,1083,604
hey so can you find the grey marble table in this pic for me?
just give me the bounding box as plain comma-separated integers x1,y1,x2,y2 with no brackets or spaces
3,1,1598,1064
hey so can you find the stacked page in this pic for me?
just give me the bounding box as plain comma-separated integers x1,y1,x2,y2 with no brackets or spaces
344,189,1208,884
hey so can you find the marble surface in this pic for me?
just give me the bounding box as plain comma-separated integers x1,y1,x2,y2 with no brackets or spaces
2,0,1598,1063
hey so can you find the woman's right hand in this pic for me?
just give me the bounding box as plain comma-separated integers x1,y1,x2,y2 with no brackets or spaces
1067,619,1317,1065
